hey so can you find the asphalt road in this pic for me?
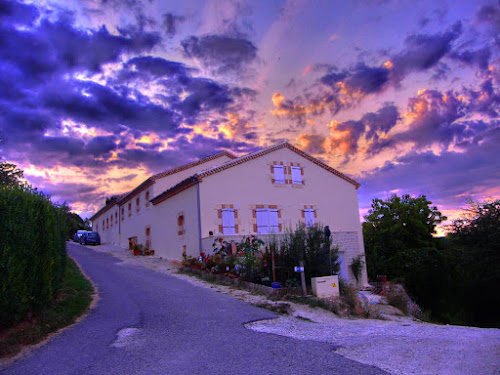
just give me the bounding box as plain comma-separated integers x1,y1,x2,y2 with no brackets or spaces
3,243,388,375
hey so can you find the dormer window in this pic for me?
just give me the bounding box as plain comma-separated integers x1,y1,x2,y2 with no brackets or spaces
273,165,285,184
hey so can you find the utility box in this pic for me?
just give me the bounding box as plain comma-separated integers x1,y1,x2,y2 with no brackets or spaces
311,275,340,298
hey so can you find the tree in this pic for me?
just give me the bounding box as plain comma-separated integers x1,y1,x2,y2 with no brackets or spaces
448,200,500,327
363,194,446,280
105,195,119,205
0,159,24,188
57,202,91,239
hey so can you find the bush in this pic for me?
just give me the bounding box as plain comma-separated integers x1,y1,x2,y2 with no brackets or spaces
278,224,339,282
0,186,67,329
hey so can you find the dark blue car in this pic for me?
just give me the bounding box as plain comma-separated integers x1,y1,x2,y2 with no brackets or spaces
80,231,101,245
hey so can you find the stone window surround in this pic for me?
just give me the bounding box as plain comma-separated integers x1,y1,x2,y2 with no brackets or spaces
301,204,318,227
270,161,305,186
216,204,240,235
251,204,283,233
177,212,185,236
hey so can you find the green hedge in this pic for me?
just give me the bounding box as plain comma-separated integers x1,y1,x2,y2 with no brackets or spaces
0,187,67,328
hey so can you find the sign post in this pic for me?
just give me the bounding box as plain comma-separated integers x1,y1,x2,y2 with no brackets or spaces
296,261,306,296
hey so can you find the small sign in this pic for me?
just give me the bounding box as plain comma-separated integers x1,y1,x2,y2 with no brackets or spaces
294,266,304,272
331,283,337,288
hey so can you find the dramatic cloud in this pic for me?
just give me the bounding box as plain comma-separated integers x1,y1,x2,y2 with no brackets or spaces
321,64,390,95
181,34,258,74
359,124,500,213
389,22,463,85
162,12,185,37
1,0,498,222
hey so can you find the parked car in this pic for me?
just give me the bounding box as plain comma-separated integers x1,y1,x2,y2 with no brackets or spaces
73,230,88,242
80,231,101,246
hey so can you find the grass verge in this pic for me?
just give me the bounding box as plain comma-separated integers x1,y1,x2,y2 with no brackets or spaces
0,257,94,359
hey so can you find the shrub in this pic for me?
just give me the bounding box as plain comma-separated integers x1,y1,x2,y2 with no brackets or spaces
278,224,339,282
0,186,67,329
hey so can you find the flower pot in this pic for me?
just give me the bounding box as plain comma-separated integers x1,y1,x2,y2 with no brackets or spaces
271,282,281,289
133,249,141,256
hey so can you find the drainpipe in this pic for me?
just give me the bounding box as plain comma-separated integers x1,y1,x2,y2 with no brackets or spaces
118,202,121,247
196,177,202,255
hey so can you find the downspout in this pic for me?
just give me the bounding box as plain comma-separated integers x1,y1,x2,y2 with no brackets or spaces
196,177,202,254
118,203,121,247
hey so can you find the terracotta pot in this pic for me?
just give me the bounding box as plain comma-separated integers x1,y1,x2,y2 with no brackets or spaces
133,249,141,256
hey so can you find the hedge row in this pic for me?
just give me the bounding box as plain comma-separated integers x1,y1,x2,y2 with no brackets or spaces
0,187,67,328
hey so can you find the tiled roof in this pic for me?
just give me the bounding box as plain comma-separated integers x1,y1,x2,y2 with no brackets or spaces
151,141,360,206
90,151,235,219
118,151,236,206
89,193,127,221
196,141,360,188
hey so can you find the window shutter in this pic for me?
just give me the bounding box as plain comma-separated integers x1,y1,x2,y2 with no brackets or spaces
269,210,279,233
291,166,302,184
222,209,236,235
273,165,285,184
256,209,268,234
304,209,315,227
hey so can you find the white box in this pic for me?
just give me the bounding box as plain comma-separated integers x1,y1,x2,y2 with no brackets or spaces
311,275,339,298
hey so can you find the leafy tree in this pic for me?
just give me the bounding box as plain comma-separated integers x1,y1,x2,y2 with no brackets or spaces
105,195,119,205
57,202,91,239
448,200,500,327
363,194,446,280
0,159,24,188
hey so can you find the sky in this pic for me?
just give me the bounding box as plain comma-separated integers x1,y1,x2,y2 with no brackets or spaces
0,0,498,234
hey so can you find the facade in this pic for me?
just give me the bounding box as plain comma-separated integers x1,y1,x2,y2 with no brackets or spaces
90,141,368,285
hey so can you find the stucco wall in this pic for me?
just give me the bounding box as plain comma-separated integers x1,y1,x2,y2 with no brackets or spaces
198,146,368,284
151,184,200,260
119,193,155,249
92,204,119,245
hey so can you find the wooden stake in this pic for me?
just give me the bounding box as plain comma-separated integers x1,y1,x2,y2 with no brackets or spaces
300,260,307,296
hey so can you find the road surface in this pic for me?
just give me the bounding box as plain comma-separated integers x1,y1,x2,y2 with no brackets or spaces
3,243,387,374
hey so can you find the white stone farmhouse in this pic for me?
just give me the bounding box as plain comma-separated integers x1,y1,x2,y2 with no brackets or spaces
90,141,368,285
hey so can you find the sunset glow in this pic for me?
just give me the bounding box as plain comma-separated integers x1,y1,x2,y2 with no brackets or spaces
0,0,498,235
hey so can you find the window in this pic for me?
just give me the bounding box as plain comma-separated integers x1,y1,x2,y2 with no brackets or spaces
145,191,150,207
128,203,132,217
273,165,285,184
96,224,98,231
222,209,236,235
291,166,302,184
304,209,315,227
136,197,140,212
145,227,151,249
256,209,279,234
110,215,113,228
106,218,109,229
121,207,124,221
102,220,105,231
177,214,185,236
115,212,118,224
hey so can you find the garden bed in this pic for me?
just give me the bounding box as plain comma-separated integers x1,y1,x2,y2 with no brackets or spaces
179,267,303,297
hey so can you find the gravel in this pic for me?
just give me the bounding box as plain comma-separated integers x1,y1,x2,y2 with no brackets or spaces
92,244,500,375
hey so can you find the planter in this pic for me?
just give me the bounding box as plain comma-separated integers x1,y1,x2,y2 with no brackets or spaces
133,249,141,256
271,282,281,289
149,250,155,256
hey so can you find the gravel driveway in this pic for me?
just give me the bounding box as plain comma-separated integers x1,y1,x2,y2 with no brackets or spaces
83,244,500,375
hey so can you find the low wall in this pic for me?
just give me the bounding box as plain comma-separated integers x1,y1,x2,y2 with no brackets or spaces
179,267,304,297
